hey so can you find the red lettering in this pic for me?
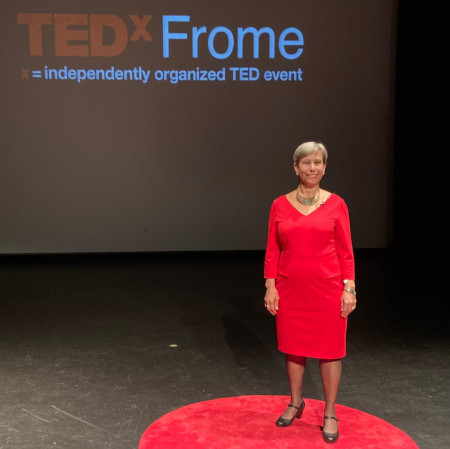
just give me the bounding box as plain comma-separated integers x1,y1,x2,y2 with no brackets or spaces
129,15,153,42
18,13,153,56
17,13,53,56
54,14,89,56
90,15,128,57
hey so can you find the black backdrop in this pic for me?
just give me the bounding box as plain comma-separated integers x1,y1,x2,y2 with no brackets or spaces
2,0,437,255
393,1,445,252
0,1,398,254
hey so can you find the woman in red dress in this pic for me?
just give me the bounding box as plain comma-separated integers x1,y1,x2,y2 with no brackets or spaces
264,141,357,444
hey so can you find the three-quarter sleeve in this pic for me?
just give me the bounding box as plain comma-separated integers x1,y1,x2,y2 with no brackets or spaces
335,200,355,280
264,200,281,279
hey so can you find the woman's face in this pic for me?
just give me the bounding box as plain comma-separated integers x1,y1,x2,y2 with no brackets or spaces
294,150,326,188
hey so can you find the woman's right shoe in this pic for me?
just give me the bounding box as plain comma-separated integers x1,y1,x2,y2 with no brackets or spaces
275,400,305,427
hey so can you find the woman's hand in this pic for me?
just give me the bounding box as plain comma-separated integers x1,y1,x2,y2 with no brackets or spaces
340,289,357,318
264,279,279,316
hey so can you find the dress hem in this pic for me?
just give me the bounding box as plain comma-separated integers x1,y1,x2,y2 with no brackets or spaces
278,347,346,360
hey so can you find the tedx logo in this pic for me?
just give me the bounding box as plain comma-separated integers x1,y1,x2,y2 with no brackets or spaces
17,13,153,57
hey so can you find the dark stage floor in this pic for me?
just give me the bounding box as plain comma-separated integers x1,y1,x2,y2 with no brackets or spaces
0,248,448,449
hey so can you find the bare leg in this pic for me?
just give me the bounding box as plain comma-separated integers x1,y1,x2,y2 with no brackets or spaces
319,358,341,433
281,354,306,419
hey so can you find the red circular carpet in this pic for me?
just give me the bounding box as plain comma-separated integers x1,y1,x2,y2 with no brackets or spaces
139,395,419,449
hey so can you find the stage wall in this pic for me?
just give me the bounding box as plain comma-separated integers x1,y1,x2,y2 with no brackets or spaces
0,0,397,253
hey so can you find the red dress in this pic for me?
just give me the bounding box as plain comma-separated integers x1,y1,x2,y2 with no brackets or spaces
264,194,355,359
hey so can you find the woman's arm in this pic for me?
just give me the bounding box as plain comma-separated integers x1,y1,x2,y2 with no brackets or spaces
264,278,279,316
264,201,281,315
335,200,357,317
264,200,281,279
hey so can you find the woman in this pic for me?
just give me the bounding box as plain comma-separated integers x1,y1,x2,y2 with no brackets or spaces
264,141,356,444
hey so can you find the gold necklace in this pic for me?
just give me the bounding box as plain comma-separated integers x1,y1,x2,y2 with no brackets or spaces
296,188,320,206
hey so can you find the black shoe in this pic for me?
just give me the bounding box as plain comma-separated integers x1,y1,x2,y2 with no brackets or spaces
322,415,339,443
275,400,305,427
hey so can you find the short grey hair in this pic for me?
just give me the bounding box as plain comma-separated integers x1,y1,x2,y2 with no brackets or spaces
293,141,328,165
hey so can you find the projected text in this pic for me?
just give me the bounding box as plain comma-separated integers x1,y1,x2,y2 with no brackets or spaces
163,15,304,59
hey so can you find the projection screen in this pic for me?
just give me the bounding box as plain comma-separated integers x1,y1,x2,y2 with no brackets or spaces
0,0,397,253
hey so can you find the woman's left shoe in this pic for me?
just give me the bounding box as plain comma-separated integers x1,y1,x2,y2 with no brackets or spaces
322,415,339,444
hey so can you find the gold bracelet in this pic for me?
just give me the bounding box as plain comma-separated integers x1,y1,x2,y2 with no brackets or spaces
343,286,357,296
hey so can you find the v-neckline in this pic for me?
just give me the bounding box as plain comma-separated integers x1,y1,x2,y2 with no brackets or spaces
284,193,333,217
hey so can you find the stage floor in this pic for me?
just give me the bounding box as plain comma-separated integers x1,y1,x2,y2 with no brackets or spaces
0,249,448,449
